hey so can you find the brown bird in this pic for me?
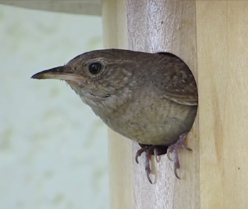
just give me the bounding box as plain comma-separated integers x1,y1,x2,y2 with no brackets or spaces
31,49,198,183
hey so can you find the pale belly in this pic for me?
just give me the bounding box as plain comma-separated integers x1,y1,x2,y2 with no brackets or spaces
100,99,197,145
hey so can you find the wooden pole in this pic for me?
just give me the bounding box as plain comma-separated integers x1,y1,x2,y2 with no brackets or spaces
126,1,199,209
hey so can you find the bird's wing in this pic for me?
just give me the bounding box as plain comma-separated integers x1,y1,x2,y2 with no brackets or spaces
158,52,198,106
162,85,198,106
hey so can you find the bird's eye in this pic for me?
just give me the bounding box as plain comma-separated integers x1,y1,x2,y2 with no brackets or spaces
88,62,103,75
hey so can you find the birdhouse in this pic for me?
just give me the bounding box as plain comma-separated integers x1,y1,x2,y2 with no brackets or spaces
2,1,248,208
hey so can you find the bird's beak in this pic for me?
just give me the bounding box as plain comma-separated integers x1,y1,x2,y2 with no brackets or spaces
31,66,84,82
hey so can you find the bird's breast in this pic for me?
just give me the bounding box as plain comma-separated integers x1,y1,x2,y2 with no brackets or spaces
95,97,197,145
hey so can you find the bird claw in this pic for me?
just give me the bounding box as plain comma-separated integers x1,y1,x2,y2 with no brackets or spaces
135,146,149,164
136,145,166,184
136,133,191,182
167,151,173,162
144,152,153,184
167,132,191,179
154,149,161,163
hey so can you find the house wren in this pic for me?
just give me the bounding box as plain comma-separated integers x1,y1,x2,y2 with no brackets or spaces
31,49,198,183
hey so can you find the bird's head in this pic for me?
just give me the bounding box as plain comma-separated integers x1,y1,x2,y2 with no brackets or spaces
32,49,136,108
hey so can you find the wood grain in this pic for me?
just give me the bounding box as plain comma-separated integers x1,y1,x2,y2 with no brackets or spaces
196,2,248,209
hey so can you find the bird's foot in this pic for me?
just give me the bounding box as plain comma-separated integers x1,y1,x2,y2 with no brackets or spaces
167,132,191,179
136,132,191,183
135,144,168,184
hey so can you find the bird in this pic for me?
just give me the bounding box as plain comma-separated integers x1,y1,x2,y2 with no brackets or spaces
31,49,198,183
